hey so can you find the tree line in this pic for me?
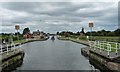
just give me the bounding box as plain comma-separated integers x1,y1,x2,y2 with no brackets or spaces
57,29,120,36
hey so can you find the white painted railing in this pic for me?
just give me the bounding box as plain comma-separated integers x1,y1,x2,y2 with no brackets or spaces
89,41,119,57
0,43,21,54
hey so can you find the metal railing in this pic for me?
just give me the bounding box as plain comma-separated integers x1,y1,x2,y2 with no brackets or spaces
89,41,119,57
0,43,21,54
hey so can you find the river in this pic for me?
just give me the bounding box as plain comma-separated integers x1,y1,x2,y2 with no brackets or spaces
15,36,97,71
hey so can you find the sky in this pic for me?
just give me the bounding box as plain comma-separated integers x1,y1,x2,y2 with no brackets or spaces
0,0,119,34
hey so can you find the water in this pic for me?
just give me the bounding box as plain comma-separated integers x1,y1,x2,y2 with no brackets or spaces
16,37,95,70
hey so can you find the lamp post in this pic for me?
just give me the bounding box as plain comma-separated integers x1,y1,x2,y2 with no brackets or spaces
89,21,93,41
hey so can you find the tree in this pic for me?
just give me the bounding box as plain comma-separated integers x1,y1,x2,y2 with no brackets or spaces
22,28,30,35
114,29,120,36
56,32,59,35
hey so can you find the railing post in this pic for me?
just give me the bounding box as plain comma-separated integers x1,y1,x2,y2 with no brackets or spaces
10,43,12,51
119,43,120,49
19,43,21,47
116,43,118,55
89,41,91,49
14,44,16,52
107,44,110,57
99,41,101,54
0,45,2,54
94,41,96,51
103,41,104,51
7,45,9,55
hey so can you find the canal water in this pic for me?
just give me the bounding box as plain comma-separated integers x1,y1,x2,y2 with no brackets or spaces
15,37,97,71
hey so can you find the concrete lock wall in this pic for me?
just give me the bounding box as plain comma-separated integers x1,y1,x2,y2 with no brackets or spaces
1,50,25,72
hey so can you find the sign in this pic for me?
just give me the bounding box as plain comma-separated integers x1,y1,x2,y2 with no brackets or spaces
15,25,20,30
89,22,93,27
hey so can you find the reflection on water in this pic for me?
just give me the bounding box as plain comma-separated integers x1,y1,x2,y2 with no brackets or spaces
3,37,106,72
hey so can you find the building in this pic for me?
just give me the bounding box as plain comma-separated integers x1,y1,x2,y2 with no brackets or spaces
23,33,31,39
33,30,40,36
32,30,45,39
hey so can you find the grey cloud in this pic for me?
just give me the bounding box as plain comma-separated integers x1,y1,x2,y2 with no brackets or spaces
0,2,118,33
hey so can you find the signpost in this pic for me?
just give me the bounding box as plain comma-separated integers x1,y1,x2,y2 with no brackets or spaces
89,21,93,41
15,25,20,45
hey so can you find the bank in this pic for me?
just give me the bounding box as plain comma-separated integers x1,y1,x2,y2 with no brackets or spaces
57,36,120,72
0,36,49,72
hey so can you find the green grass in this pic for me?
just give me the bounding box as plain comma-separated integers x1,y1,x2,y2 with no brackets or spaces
12,39,26,44
91,41,118,52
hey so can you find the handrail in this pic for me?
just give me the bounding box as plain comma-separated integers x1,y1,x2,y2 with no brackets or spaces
89,41,119,57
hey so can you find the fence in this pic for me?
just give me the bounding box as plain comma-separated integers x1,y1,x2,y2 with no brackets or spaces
89,41,120,57
0,43,21,54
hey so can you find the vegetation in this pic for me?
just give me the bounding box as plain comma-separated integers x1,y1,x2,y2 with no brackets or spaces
22,27,30,35
57,29,120,36
57,29,120,42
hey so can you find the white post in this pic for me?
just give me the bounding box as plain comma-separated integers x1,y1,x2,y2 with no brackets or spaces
116,43,118,55
11,43,12,51
0,45,2,54
99,41,101,54
89,41,91,49
19,43,21,47
7,45,9,55
119,43,120,49
109,42,111,52
94,41,96,51
110,44,111,52
107,44,110,57
102,41,104,51
14,44,16,52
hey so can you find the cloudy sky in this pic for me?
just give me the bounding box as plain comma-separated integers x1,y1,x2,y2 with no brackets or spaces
0,1,119,33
